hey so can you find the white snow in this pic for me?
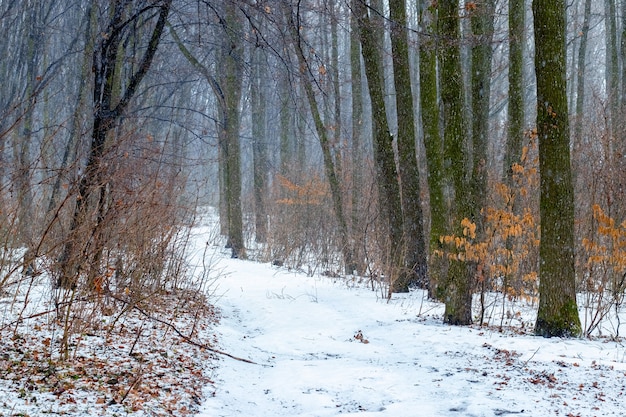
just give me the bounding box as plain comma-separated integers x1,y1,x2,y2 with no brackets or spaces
1,218,626,416
197,239,626,416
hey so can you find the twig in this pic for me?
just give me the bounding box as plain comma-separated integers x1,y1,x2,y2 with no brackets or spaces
108,293,258,365
519,347,540,368
120,372,143,404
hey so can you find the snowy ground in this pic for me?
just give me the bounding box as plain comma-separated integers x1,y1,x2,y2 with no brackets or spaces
198,247,626,416
2,218,626,416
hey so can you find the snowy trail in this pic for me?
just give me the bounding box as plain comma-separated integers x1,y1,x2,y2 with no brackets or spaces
197,251,626,416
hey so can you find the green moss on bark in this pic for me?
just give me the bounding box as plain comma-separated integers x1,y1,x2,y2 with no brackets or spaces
535,299,581,338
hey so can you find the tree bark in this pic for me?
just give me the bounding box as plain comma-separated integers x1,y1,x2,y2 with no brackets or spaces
533,0,581,337
439,0,473,325
419,0,446,298
350,10,365,276
469,0,495,229
389,0,428,291
251,46,268,244
353,0,405,288
573,0,591,184
605,0,619,137
504,0,526,182
220,2,246,259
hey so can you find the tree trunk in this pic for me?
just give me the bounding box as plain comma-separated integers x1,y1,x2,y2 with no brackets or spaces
14,2,42,244
469,0,495,229
48,1,96,216
419,0,446,299
353,0,405,288
284,3,355,274
533,0,581,337
251,46,268,244
58,0,172,289
389,0,428,291
350,10,365,276
439,0,473,325
605,0,619,137
504,0,526,182
220,2,246,259
573,0,591,184
279,71,292,175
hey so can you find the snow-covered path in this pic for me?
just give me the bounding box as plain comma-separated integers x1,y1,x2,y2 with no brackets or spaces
198,252,626,416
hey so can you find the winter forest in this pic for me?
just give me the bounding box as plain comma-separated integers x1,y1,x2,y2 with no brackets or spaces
2,0,626,415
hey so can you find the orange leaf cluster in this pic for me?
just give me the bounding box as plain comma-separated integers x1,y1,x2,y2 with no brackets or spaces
276,174,329,206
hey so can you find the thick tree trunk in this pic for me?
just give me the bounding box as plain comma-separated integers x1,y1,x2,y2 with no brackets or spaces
419,0,446,299
439,0,473,325
220,2,246,259
533,0,581,337
469,0,494,229
389,0,428,291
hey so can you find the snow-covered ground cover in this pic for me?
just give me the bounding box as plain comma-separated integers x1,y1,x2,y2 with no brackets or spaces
1,216,626,416
198,242,626,416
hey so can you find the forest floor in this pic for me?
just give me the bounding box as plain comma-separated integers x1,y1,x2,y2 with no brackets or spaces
1,218,626,416
197,246,626,417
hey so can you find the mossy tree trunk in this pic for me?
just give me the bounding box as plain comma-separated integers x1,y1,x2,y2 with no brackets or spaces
419,0,446,299
533,0,581,337
389,0,428,291
469,0,494,230
439,0,473,325
219,2,246,259
353,0,405,290
279,71,293,175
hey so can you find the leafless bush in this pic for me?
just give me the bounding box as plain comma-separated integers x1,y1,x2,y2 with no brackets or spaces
264,171,343,275
13,127,205,357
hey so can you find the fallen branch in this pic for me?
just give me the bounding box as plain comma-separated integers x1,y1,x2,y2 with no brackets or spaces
109,293,259,365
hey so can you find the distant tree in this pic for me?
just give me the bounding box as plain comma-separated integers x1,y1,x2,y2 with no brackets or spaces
350,8,365,275
251,45,269,244
533,0,581,337
605,0,619,139
572,0,591,191
170,2,246,258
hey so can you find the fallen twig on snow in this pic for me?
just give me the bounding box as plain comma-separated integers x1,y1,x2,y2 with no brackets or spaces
109,293,259,365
